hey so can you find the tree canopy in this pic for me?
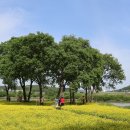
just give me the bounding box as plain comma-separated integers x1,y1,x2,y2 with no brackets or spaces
0,32,125,104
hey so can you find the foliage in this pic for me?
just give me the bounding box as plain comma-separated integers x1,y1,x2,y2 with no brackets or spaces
117,85,130,91
0,33,126,103
94,92,130,102
102,54,126,88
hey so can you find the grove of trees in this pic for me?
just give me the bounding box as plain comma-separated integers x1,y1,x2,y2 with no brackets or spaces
0,32,125,104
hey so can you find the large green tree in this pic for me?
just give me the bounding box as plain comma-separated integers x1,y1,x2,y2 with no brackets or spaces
1,32,54,104
102,54,125,89
0,32,125,105
0,43,17,101
46,35,91,99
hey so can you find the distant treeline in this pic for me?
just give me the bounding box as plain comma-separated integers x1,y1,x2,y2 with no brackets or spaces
117,85,130,92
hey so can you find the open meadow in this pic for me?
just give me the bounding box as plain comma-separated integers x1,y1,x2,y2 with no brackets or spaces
0,102,130,130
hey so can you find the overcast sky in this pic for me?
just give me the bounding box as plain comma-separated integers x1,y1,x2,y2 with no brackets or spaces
0,0,130,88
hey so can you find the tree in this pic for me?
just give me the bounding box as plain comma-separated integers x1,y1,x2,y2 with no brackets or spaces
1,32,55,104
69,81,79,104
46,35,91,99
25,32,55,104
76,48,101,102
0,33,125,105
102,54,125,89
0,43,17,101
2,77,16,101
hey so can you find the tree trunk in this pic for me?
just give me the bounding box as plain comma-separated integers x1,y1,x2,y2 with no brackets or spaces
57,86,61,98
85,87,88,103
38,83,43,105
5,86,10,101
57,81,64,98
27,80,33,102
72,91,75,104
22,86,27,102
69,88,72,104
60,85,64,97
90,87,94,102
19,78,27,102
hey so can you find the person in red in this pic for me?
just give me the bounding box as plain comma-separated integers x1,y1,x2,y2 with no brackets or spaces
59,97,65,106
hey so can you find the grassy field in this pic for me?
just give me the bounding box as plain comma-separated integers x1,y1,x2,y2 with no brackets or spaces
0,102,130,130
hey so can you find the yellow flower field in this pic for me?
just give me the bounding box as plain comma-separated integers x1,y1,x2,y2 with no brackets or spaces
0,103,130,130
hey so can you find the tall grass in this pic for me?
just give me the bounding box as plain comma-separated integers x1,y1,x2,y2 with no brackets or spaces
0,102,130,130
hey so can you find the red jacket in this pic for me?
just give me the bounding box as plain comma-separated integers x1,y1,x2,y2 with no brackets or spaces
60,98,65,103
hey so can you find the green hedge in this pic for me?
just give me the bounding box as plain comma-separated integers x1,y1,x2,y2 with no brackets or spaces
93,92,130,102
